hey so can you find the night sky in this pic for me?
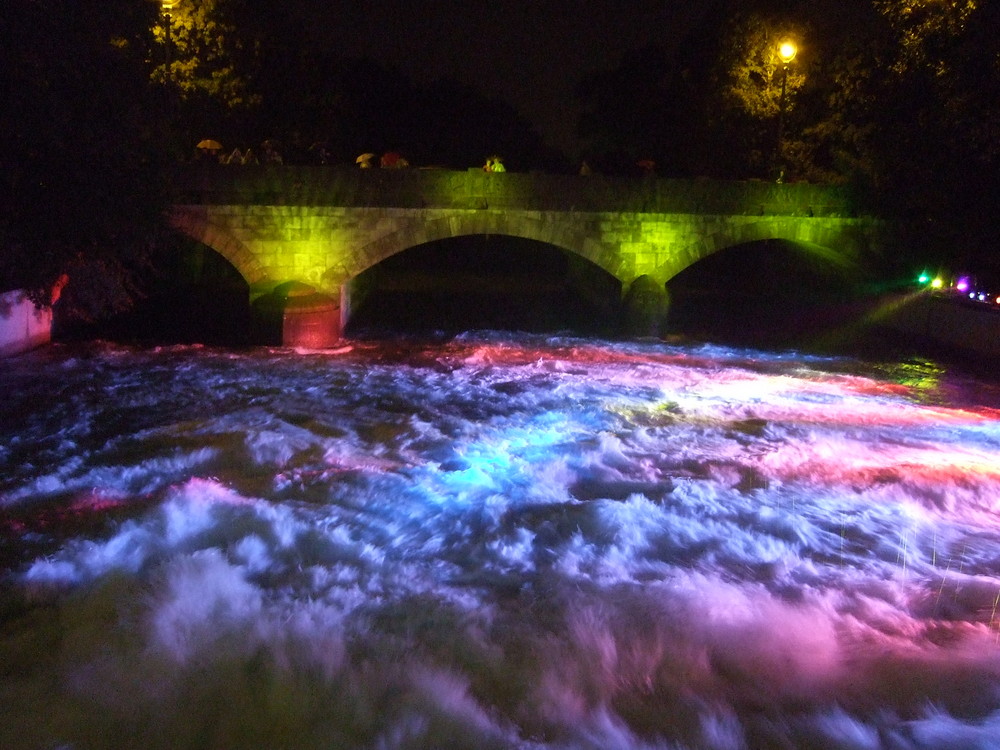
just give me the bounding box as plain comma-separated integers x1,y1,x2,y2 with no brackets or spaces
304,0,716,149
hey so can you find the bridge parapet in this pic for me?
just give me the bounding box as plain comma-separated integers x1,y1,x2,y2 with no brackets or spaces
171,166,864,218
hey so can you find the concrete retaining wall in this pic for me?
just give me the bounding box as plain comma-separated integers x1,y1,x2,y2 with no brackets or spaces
0,290,52,356
879,293,1000,359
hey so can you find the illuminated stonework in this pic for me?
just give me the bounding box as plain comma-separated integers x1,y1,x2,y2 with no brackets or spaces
167,168,884,341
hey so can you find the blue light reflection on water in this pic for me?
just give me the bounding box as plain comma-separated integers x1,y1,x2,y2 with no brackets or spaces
3,333,1000,748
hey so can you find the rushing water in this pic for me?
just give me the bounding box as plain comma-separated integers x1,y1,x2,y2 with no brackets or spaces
3,332,1000,749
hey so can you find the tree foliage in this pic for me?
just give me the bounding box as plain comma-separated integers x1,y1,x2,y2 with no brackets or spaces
574,4,810,179
152,0,256,109
575,0,1000,281
714,13,805,121
834,0,1000,277
575,45,678,174
150,0,560,170
0,0,172,318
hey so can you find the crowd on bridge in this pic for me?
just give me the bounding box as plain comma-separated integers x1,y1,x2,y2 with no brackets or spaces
195,139,515,174
192,138,659,178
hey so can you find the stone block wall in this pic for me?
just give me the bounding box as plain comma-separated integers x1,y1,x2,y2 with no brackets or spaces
173,166,862,217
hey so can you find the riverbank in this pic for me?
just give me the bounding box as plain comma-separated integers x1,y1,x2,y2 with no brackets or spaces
861,290,1000,364
664,285,1000,375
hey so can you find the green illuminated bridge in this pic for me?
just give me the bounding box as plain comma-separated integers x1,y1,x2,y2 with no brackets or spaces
168,166,884,345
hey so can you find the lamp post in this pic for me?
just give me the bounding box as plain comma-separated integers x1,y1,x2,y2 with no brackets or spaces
775,40,797,182
161,0,181,81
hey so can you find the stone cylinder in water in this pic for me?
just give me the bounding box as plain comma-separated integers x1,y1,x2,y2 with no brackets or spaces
252,281,340,348
623,275,670,337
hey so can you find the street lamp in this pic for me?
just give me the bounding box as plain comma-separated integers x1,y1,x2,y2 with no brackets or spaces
775,40,797,182
161,0,182,80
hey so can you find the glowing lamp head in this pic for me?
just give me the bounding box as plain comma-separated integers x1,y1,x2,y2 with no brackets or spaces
931,277,944,289
918,272,930,285
162,0,181,9
956,277,970,292
778,41,797,65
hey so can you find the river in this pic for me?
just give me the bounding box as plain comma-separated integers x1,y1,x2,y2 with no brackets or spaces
3,331,1000,749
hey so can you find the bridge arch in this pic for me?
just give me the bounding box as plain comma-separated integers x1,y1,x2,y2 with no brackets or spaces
166,208,270,287
654,215,869,284
341,233,626,335
321,210,612,290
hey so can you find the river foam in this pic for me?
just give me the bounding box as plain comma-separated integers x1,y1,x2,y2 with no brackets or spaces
2,334,1000,748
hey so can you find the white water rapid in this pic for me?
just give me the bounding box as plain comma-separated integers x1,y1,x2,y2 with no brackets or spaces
3,333,1000,749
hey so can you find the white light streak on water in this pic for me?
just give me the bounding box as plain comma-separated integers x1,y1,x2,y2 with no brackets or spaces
2,334,1000,749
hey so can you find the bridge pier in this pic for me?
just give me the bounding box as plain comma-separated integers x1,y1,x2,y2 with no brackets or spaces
251,281,342,348
622,275,670,337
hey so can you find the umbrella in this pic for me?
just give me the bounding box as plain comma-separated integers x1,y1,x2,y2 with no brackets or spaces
356,153,376,164
197,139,223,151
380,152,402,168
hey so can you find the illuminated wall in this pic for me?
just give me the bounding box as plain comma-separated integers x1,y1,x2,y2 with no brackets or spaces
0,289,52,356
167,168,884,320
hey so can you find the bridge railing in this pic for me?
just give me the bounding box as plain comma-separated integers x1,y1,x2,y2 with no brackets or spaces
170,166,864,218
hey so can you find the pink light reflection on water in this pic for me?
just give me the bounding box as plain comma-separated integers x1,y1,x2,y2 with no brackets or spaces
2,336,1000,748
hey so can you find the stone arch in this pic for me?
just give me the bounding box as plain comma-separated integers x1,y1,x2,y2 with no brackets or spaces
166,207,270,287
655,216,871,284
322,210,617,290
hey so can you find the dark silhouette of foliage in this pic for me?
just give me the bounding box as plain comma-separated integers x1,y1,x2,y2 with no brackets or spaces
576,44,678,175
0,0,174,319
574,0,1000,282
173,0,562,171
816,0,1000,281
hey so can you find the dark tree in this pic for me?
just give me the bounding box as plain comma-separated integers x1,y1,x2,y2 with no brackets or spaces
184,0,563,170
805,0,1000,281
411,78,565,171
572,2,805,179
0,0,172,319
574,0,1000,283
575,44,678,175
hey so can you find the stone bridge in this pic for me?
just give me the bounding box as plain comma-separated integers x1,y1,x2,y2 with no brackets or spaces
167,166,884,345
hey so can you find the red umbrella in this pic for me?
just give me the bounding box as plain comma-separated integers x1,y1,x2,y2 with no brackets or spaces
380,152,402,168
